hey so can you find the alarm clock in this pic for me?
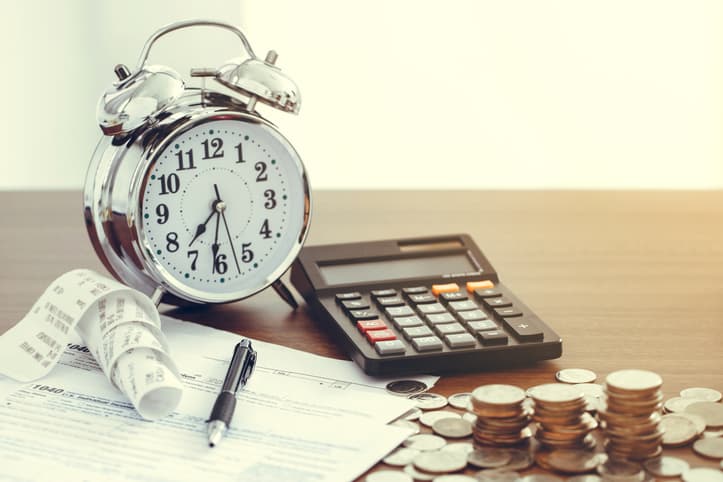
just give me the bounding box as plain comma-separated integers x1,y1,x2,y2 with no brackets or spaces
83,20,311,308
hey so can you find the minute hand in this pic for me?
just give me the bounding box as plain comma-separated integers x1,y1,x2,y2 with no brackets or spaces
220,210,241,275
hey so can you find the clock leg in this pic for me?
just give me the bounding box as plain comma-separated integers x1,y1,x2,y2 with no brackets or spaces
271,279,299,310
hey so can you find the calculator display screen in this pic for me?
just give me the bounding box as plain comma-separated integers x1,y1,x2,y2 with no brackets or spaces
319,254,477,285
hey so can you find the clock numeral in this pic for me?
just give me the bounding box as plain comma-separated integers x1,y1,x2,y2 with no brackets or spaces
255,162,268,182
187,250,198,271
202,138,224,159
241,242,254,263
234,142,245,163
174,149,196,171
155,203,169,224
263,189,276,209
158,173,180,195
166,232,179,252
259,219,272,239
214,253,228,274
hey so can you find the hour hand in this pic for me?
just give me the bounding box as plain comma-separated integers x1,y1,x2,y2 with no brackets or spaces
188,209,216,247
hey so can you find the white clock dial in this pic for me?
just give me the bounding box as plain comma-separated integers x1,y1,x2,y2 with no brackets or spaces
138,118,307,301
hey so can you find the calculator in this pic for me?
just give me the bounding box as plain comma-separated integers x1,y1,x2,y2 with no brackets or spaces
290,234,562,375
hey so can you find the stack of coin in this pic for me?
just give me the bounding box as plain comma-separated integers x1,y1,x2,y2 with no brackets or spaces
600,369,664,460
528,383,597,449
470,384,531,446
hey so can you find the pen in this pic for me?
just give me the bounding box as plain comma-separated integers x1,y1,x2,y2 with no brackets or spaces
207,339,257,447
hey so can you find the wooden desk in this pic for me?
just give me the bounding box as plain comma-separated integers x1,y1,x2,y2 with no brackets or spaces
1,190,722,476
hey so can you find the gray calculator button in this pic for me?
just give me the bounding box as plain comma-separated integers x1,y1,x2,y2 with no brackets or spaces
377,296,405,307
409,293,437,304
335,292,362,301
341,299,370,311
416,302,446,315
478,330,508,345
425,312,456,325
448,300,478,312
403,325,434,340
412,336,444,352
385,305,414,318
375,339,406,356
457,309,488,322
393,315,424,329
348,309,378,321
444,333,477,349
466,319,498,332
434,322,466,337
503,317,544,341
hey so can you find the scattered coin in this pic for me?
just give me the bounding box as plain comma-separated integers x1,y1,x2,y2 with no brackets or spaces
686,401,723,428
420,411,461,428
410,393,448,410
693,437,723,459
403,434,447,452
391,419,420,435
642,456,690,478
448,393,472,410
704,430,723,438
413,450,467,474
681,467,723,482
440,442,475,455
520,475,565,482
476,469,522,482
403,464,436,481
366,470,414,482
674,412,708,435
660,413,699,447
432,475,477,482
680,387,723,403
556,368,597,384
384,447,421,467
432,418,473,438
387,380,428,396
596,459,644,480
546,449,603,474
566,477,602,482
665,396,704,413
467,447,512,468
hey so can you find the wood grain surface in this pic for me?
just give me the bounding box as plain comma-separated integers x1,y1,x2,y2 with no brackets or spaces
1,190,722,476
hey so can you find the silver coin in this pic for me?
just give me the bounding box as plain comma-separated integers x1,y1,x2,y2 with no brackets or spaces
387,380,428,396
403,434,447,452
462,412,478,424
681,468,723,482
432,418,473,438
411,392,449,410
366,470,414,482
686,401,723,428
605,369,662,392
432,475,477,482
413,450,467,474
693,437,723,459
597,459,644,480
681,387,723,403
403,463,436,481
476,469,522,482
520,475,564,482
391,419,421,435
527,383,583,404
642,456,689,478
665,396,704,413
546,449,602,474
420,410,461,428
500,448,534,471
440,442,475,455
384,447,422,467
473,384,526,405
704,429,723,438
556,368,597,384
660,413,699,447
467,448,512,468
448,393,473,410
566,477,602,482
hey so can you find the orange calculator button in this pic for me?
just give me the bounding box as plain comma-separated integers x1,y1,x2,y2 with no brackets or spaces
466,280,494,292
431,283,460,296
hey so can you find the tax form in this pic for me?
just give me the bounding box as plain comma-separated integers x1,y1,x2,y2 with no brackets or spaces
0,317,438,482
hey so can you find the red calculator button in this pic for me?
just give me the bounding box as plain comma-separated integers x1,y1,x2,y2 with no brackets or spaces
366,329,396,343
431,283,460,296
466,280,494,292
357,319,387,332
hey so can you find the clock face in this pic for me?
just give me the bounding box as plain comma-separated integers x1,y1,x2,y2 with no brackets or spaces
138,117,308,302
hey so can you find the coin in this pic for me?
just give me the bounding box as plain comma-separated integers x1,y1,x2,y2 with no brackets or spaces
403,464,436,481
705,429,723,438
441,442,475,455
556,368,597,384
433,476,477,482
546,449,603,474
432,418,473,438
605,369,662,393
413,450,467,474
681,387,723,402
384,447,421,467
366,470,414,482
681,468,723,482
693,437,723,459
467,448,512,468
420,411,461,428
642,456,689,478
387,380,428,396
476,469,522,482
665,396,704,413
391,419,421,435
566,477,602,482
403,434,447,452
528,383,584,404
660,413,699,447
448,393,473,410
472,384,526,406
520,476,565,482
410,393,448,410
462,412,477,424
503,449,534,471
596,459,644,479
686,401,723,428
674,412,708,435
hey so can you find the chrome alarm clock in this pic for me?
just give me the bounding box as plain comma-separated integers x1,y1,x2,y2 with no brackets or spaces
84,20,311,308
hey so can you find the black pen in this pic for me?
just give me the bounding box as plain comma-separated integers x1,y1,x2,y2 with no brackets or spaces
207,339,257,447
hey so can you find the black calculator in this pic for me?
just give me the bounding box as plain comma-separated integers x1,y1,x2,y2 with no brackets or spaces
290,234,562,375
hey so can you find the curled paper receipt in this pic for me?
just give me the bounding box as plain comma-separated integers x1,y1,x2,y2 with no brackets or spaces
0,269,183,420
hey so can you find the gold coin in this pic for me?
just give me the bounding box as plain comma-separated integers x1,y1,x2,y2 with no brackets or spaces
660,414,700,447
686,401,723,428
605,369,662,393
692,437,723,459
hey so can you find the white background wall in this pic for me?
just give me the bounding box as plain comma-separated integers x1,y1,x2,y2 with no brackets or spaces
0,0,721,190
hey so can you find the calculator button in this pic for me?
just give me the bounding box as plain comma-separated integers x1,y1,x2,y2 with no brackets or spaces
503,318,544,341
456,309,488,322
403,325,434,340
474,288,503,299
375,339,406,356
408,293,437,304
444,333,477,349
466,319,498,332
366,329,397,343
477,330,509,345
466,280,495,292
357,319,387,332
494,307,523,318
371,289,397,297
434,322,466,337
416,303,447,315
385,305,415,318
403,286,428,294
348,309,378,321
448,300,478,312
340,299,370,311
412,336,444,352
440,291,468,302
377,296,405,307
431,283,460,296
483,297,513,309
335,292,362,301
425,312,457,325
392,315,424,329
